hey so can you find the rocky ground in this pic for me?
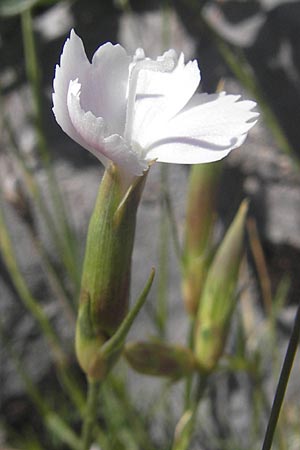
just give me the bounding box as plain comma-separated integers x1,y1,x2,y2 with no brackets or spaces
1,0,300,448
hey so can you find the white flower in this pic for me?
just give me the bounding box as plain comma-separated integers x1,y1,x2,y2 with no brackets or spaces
53,30,258,180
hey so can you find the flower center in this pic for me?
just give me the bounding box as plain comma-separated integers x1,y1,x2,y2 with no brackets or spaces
124,52,176,145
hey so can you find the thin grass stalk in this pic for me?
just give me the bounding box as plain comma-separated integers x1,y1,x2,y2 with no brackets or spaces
107,375,156,450
184,317,196,409
156,164,170,338
261,300,300,450
163,186,182,262
0,83,80,298
104,374,169,450
0,198,85,413
0,321,81,450
20,9,48,164
30,232,76,324
46,414,81,450
257,381,289,450
188,376,208,444
154,0,173,338
101,382,142,450
162,0,171,49
239,291,285,449
0,200,65,361
0,120,76,323
21,9,81,290
247,218,272,314
247,220,290,448
173,375,208,450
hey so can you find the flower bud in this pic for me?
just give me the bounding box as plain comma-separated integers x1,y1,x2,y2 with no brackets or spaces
124,341,196,380
194,200,248,373
182,162,222,315
76,164,147,379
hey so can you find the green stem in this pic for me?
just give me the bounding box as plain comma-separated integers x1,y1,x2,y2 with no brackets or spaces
261,302,300,450
46,414,81,450
186,376,208,443
162,0,171,49
0,201,64,361
156,164,169,338
0,321,80,450
21,8,48,163
57,368,86,416
81,379,101,450
21,9,81,291
107,376,156,450
0,199,84,414
0,96,77,296
31,233,76,324
173,375,208,450
163,186,182,262
184,318,196,409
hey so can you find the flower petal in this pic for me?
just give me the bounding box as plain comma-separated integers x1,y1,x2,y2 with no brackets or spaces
132,53,201,147
67,80,146,176
145,92,258,164
83,42,130,136
52,29,90,150
53,30,131,147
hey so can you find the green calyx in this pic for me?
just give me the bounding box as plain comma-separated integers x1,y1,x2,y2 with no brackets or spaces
75,164,148,379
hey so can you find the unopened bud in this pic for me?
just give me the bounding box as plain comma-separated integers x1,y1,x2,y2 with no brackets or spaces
76,164,147,379
182,162,222,315
194,200,248,373
124,341,196,380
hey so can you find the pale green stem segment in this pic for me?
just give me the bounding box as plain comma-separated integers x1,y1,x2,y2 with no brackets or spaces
81,380,101,450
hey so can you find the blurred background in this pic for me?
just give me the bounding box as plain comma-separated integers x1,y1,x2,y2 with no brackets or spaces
1,1,300,449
